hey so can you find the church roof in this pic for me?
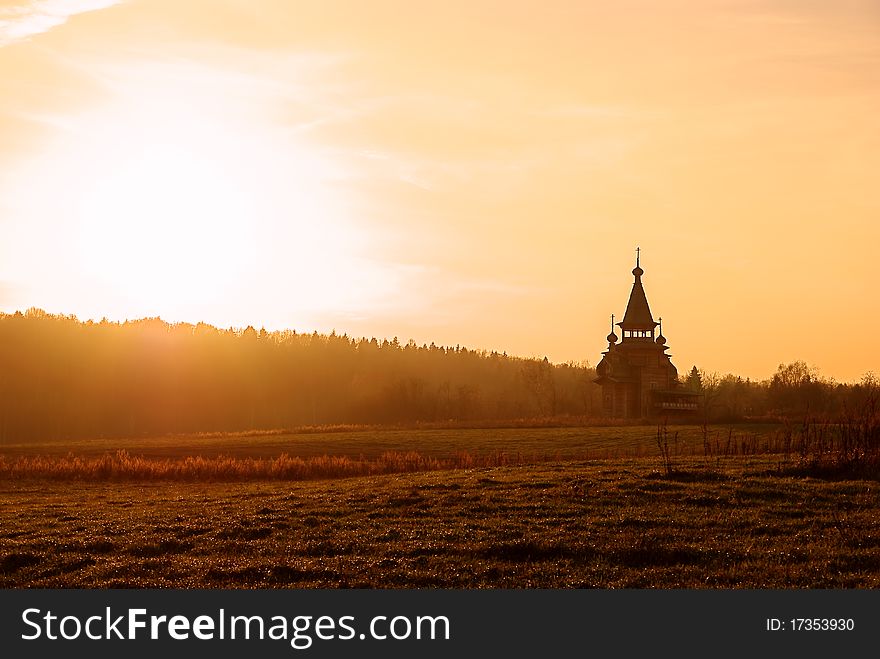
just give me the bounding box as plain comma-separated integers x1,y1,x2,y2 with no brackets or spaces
618,264,659,329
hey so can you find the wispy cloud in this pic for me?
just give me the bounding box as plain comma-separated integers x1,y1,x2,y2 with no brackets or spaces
0,0,122,47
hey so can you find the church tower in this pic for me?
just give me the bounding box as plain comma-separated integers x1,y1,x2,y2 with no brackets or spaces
594,250,700,418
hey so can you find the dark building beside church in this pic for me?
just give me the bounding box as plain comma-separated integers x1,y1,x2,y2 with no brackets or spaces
594,252,701,418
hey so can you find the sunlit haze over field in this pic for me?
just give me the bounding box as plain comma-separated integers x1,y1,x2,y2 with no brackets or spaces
0,0,878,381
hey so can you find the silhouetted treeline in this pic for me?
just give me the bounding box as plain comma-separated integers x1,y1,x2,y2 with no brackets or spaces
688,362,878,422
0,310,600,442
1,310,876,442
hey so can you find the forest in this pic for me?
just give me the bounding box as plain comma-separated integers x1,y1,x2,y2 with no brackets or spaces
0,308,876,442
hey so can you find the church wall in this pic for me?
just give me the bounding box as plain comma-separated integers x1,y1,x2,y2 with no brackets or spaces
602,387,614,417
627,384,640,418
614,384,628,418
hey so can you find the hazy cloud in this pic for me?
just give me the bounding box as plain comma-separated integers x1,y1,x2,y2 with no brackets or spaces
0,0,122,46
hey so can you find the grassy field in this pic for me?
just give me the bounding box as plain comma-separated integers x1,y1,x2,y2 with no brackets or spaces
1,423,878,588
0,423,781,460
1,457,878,588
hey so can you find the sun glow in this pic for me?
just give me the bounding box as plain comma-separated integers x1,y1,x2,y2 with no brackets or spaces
6,86,386,326
77,139,255,307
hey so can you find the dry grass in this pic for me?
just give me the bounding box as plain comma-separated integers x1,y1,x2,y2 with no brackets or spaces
1,410,878,588
1,457,878,588
786,399,880,479
0,450,538,482
1,401,876,482
689,399,880,480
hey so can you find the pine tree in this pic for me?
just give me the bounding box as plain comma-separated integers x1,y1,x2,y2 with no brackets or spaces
686,366,703,392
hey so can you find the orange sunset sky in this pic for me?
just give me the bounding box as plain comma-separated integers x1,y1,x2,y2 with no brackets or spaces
0,0,877,382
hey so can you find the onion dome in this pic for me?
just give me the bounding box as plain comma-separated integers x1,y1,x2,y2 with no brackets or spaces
656,334,666,345
606,314,618,344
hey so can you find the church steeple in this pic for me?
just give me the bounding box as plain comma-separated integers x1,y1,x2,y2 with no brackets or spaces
618,247,659,336
594,249,695,418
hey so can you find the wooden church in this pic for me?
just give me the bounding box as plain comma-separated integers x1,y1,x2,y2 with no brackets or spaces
594,250,701,418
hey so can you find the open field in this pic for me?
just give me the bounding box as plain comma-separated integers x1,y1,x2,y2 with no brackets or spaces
1,422,878,588
1,457,879,588
0,423,781,460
